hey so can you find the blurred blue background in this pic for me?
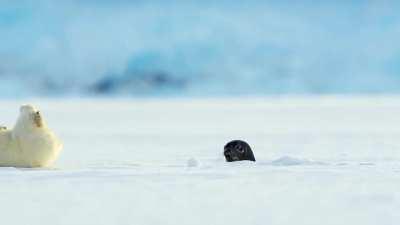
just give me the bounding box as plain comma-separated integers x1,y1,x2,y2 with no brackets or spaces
1,0,400,97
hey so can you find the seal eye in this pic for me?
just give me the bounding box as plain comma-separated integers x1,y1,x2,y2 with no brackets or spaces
235,144,245,154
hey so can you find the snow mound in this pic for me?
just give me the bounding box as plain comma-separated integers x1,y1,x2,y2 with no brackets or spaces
270,156,326,166
186,158,200,167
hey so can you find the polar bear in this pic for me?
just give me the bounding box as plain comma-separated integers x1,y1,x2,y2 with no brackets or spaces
0,105,62,167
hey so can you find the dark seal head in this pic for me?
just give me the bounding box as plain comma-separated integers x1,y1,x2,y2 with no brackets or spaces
224,140,255,162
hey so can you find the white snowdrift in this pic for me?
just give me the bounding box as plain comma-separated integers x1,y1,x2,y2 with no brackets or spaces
0,97,399,225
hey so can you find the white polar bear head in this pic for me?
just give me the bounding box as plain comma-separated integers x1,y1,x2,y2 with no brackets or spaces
14,104,47,133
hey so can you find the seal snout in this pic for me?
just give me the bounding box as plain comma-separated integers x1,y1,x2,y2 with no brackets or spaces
224,150,232,161
224,151,240,162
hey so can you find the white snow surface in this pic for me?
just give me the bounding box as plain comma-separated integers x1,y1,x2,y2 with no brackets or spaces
0,96,399,225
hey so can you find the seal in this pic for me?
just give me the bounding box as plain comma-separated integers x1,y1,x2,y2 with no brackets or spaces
224,140,255,162
0,104,63,167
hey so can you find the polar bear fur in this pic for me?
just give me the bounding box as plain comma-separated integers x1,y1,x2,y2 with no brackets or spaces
0,105,62,167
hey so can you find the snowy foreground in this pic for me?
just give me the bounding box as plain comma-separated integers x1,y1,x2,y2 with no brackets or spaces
0,97,399,225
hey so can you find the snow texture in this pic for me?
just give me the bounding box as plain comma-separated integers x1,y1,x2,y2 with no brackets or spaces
0,97,399,225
